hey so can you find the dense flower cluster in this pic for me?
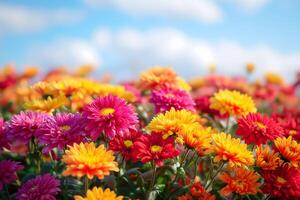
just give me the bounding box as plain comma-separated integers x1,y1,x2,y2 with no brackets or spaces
0,65,299,200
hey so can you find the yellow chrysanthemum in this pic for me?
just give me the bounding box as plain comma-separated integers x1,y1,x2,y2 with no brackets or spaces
178,125,213,155
209,90,256,116
62,142,119,179
212,132,254,167
23,95,68,113
255,145,282,170
146,108,201,140
74,187,123,200
265,72,284,85
274,136,300,167
94,84,136,102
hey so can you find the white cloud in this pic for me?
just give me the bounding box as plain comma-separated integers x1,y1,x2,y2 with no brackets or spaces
25,27,300,82
229,0,271,11
84,0,223,23
26,39,100,68
0,4,84,34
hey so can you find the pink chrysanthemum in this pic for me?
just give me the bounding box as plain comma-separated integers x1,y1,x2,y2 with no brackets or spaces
17,174,60,200
133,133,179,166
236,113,284,145
38,113,87,152
0,160,23,190
83,95,138,139
109,131,142,161
0,118,9,150
150,87,195,113
6,111,50,144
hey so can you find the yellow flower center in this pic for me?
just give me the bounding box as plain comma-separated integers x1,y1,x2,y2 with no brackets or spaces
100,108,115,116
123,140,133,148
151,145,162,153
60,125,71,131
276,176,287,184
256,122,266,129
289,129,297,135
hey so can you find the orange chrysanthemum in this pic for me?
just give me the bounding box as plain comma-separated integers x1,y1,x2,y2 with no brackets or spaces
146,108,201,141
255,145,282,170
212,133,254,167
274,136,300,167
219,167,261,196
74,187,123,200
209,90,256,116
178,126,213,155
62,142,119,179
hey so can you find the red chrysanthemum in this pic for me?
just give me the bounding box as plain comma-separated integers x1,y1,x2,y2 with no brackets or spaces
150,87,195,113
0,160,23,190
261,164,300,199
133,133,179,166
109,131,142,161
279,118,300,142
83,95,138,139
236,113,284,145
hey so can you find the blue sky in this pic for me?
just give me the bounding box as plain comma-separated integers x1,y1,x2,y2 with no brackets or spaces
1,0,300,81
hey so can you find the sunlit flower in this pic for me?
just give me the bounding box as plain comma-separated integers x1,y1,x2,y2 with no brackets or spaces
133,133,179,166
265,72,284,85
146,108,201,140
255,145,282,170
209,90,256,116
138,66,178,90
83,95,138,139
274,136,300,167
219,167,261,196
262,164,300,199
74,187,123,200
16,174,60,200
150,87,195,113
24,95,68,113
109,131,142,161
212,132,254,167
6,111,49,144
178,126,213,155
62,142,119,179
237,113,284,145
0,160,23,190
38,113,87,152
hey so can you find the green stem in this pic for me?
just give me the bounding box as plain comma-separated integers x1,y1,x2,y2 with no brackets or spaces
205,161,225,190
146,162,157,200
84,176,89,193
4,185,10,200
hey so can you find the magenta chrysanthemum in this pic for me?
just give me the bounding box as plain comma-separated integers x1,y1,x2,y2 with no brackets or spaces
0,160,23,190
6,111,50,144
38,113,87,152
0,118,9,150
236,113,284,145
83,94,138,139
150,87,195,113
17,174,60,200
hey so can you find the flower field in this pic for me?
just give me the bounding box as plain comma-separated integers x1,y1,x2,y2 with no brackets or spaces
0,65,299,200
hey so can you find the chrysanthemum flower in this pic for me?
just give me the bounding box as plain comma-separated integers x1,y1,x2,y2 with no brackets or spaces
74,187,123,200
83,95,138,139
237,113,284,145
190,181,205,197
178,126,213,156
255,145,282,170
138,66,178,90
62,142,119,179
212,132,254,167
209,90,256,116
24,95,68,113
279,118,300,141
146,108,201,140
6,111,49,144
178,194,193,200
0,160,23,190
261,164,300,199
274,136,300,167
0,118,9,150
133,133,179,166
219,167,261,196
109,131,142,161
38,113,87,152
16,174,60,200
150,87,195,113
